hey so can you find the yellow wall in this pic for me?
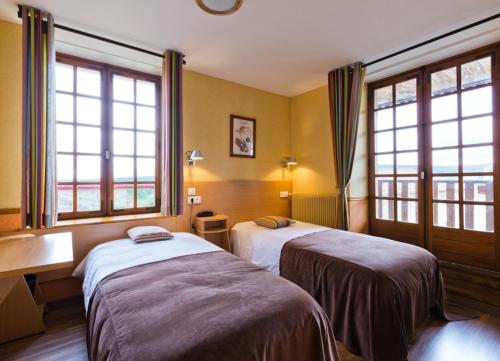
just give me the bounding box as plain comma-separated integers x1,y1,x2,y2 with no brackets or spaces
183,70,291,183
0,20,22,209
290,84,368,198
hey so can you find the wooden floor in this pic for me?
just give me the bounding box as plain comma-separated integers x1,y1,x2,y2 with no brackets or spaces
1,298,500,361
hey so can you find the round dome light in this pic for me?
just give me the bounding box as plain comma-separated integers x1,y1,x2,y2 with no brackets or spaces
195,0,243,15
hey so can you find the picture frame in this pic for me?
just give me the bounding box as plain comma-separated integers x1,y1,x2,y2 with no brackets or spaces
230,114,256,158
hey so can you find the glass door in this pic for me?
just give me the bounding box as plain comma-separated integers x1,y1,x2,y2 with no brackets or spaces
425,50,499,269
369,72,425,247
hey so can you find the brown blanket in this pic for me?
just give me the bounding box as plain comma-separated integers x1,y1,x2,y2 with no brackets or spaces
87,251,339,361
280,229,448,361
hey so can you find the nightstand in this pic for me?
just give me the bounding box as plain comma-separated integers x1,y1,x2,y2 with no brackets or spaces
195,214,231,252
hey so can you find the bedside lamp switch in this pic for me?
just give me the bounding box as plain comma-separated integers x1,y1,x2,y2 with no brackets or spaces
188,187,196,196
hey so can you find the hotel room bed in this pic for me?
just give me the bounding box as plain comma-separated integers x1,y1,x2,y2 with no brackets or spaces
74,232,339,361
231,221,449,361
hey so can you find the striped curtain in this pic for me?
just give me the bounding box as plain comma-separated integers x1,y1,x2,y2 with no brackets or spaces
21,6,57,229
161,50,184,216
328,62,365,230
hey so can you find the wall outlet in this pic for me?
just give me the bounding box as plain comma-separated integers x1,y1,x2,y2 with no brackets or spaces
187,187,196,196
188,195,202,204
280,191,290,198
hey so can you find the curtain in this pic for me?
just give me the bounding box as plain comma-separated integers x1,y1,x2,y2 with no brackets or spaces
328,62,365,230
161,50,184,216
21,6,57,229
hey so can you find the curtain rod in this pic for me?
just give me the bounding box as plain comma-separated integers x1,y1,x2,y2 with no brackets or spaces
17,5,186,64
363,12,500,68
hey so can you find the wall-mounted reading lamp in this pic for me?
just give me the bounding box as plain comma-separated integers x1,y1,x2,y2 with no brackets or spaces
281,156,298,168
186,150,204,166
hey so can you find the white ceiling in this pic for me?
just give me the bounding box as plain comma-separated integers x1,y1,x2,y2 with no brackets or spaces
1,0,500,96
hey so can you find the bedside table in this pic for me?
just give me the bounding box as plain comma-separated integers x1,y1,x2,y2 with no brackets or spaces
195,214,231,252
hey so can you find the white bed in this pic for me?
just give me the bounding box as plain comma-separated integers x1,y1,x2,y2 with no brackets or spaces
73,232,221,310
231,220,329,274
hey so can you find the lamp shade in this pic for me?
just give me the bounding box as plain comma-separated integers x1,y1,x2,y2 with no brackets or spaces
189,150,204,160
286,156,298,166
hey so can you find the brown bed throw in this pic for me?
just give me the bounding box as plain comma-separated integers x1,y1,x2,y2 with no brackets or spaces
87,251,339,361
280,229,448,361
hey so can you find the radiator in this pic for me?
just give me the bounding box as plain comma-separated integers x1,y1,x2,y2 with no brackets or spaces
291,194,338,228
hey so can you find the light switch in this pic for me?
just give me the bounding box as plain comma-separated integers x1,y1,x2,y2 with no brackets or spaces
187,187,196,196
280,191,290,198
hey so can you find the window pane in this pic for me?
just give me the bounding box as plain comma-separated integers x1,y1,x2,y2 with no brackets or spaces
463,146,493,173
113,75,134,102
461,57,491,90
113,102,134,129
56,63,73,92
433,202,459,229
77,184,100,211
431,94,457,122
113,157,134,182
374,86,392,109
375,177,393,197
395,79,416,105
464,205,494,232
77,67,101,96
463,176,493,202
375,131,393,153
433,176,459,201
114,184,134,209
113,130,135,155
77,126,100,154
57,184,73,213
396,152,418,174
432,121,458,148
57,154,73,182
375,154,394,174
137,106,156,131
56,93,73,122
397,177,417,198
432,149,458,174
136,80,156,106
77,155,100,182
136,132,156,156
395,103,417,128
396,127,417,151
76,97,101,125
431,67,456,96
56,124,73,152
397,200,418,223
137,184,155,208
137,158,155,182
461,86,492,117
462,116,492,145
376,199,394,221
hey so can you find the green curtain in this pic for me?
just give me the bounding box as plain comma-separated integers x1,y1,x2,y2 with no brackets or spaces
161,50,184,216
328,62,365,230
21,6,57,228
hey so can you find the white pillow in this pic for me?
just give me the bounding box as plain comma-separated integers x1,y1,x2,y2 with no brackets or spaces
127,226,174,243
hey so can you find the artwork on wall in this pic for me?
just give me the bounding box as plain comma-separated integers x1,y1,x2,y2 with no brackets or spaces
230,115,256,158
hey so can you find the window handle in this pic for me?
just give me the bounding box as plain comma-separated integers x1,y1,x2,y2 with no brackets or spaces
105,150,110,160
421,171,425,180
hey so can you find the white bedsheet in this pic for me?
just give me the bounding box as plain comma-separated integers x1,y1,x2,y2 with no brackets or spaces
73,232,221,310
231,221,329,274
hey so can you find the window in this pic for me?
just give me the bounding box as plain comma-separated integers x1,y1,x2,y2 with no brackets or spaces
368,44,499,269
55,55,161,219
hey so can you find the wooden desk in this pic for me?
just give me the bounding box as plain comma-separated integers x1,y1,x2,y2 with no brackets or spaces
196,215,231,252
0,232,73,344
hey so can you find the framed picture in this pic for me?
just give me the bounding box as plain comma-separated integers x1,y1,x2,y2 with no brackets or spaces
230,115,256,158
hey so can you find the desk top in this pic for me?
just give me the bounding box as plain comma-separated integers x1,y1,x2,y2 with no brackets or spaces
0,232,73,279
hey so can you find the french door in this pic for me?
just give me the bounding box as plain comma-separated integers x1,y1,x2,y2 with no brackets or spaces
369,43,500,270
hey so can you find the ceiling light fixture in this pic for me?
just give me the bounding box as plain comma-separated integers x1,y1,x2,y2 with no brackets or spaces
195,0,243,16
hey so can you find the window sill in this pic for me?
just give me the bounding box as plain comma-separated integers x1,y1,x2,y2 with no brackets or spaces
55,212,165,228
